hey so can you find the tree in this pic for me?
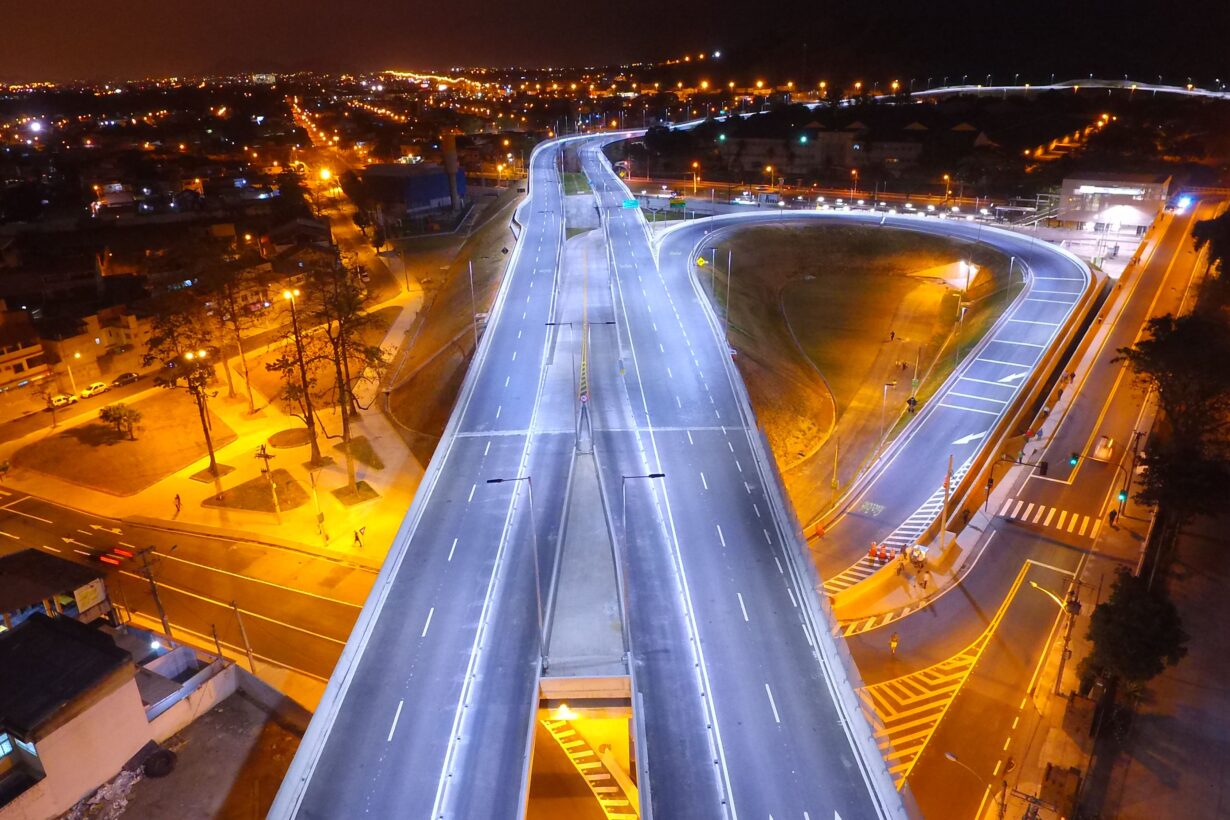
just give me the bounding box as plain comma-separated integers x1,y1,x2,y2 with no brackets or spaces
1115,313,1230,447
1192,210,1230,282
304,255,388,492
266,292,326,464
199,257,263,413
32,379,60,428
1134,436,1230,525
99,403,142,440
143,289,222,475
1079,567,1187,688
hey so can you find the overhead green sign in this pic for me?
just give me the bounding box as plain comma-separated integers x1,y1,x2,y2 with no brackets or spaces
622,198,638,209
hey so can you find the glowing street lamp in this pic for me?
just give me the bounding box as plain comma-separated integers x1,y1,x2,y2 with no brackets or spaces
691,161,700,194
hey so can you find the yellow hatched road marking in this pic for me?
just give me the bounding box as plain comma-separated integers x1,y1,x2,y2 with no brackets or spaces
857,561,1034,790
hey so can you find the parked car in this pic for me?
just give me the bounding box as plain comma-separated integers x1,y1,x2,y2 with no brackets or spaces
80,381,109,399
50,393,78,408
111,372,140,387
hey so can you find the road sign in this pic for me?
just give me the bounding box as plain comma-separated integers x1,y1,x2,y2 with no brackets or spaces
622,198,638,209
669,198,686,209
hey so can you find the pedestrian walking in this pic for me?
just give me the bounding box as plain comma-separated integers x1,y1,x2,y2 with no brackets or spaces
889,632,900,656
174,494,181,514
889,329,896,342
353,526,366,548
1108,509,1118,528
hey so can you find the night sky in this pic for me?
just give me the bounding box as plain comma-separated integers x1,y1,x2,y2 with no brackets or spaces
0,0,1225,82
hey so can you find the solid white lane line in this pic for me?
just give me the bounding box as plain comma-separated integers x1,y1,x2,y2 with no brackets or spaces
387,700,404,742
949,391,1008,405
448,538,459,562
421,608,435,638
736,593,749,622
716,524,726,547
938,402,1000,416
765,683,781,724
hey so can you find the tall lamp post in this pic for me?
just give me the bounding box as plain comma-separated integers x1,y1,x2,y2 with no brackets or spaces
487,476,546,666
183,349,219,476
1030,580,1082,694
944,752,1007,818
850,168,859,197
64,351,82,394
282,288,322,463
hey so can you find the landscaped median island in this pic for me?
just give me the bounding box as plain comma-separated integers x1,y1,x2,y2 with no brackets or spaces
696,222,1015,525
11,391,236,495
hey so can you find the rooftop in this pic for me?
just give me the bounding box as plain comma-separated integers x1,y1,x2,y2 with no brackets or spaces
0,549,102,615
0,614,132,737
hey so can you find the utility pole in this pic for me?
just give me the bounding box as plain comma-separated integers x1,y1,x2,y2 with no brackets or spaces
724,249,733,342
468,261,480,350
210,624,224,660
939,454,954,556
231,601,257,673
136,547,173,641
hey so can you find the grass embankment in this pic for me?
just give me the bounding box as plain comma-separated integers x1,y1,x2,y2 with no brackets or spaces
385,187,525,465
699,223,1011,524
13,391,237,495
562,172,591,196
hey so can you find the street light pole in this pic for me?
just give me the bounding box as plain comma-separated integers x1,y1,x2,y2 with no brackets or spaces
880,381,897,442
1030,580,1082,695
487,476,546,667
944,752,1007,818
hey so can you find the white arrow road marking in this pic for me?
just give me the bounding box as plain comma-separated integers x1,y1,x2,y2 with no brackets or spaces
953,430,988,445
89,524,123,535
998,371,1028,383
61,537,92,549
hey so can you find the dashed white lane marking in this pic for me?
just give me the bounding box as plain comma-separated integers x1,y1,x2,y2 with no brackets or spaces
736,592,749,622
765,683,781,724
686,430,694,445
467,484,477,504
421,608,435,638
495,405,502,419
387,700,404,742
512,351,518,361
716,524,726,547
448,538,459,562
700,472,708,490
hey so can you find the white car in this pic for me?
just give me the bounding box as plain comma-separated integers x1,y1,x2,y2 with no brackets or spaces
1093,436,1115,461
80,381,109,399
50,393,78,408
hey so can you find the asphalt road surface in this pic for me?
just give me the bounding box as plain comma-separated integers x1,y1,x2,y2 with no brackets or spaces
0,486,372,680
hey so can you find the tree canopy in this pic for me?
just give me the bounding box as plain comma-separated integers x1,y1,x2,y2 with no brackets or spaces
1081,567,1188,687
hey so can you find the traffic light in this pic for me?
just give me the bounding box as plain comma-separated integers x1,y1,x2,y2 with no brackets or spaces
1118,489,1128,503
1069,452,1080,466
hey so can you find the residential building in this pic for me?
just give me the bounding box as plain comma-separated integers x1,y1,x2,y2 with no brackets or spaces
0,550,111,632
0,304,48,397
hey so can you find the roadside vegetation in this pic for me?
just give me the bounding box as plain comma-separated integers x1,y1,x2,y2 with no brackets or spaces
700,222,1011,522
1092,208,1230,691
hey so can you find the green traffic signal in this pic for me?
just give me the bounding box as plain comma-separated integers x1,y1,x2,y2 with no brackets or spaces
1069,452,1080,466
1118,489,1128,503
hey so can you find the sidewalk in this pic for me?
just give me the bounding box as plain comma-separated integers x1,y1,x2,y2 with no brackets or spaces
0,290,427,570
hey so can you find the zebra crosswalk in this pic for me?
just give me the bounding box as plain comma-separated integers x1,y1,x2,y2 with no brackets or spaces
823,456,973,594
858,628,991,789
997,497,1101,539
